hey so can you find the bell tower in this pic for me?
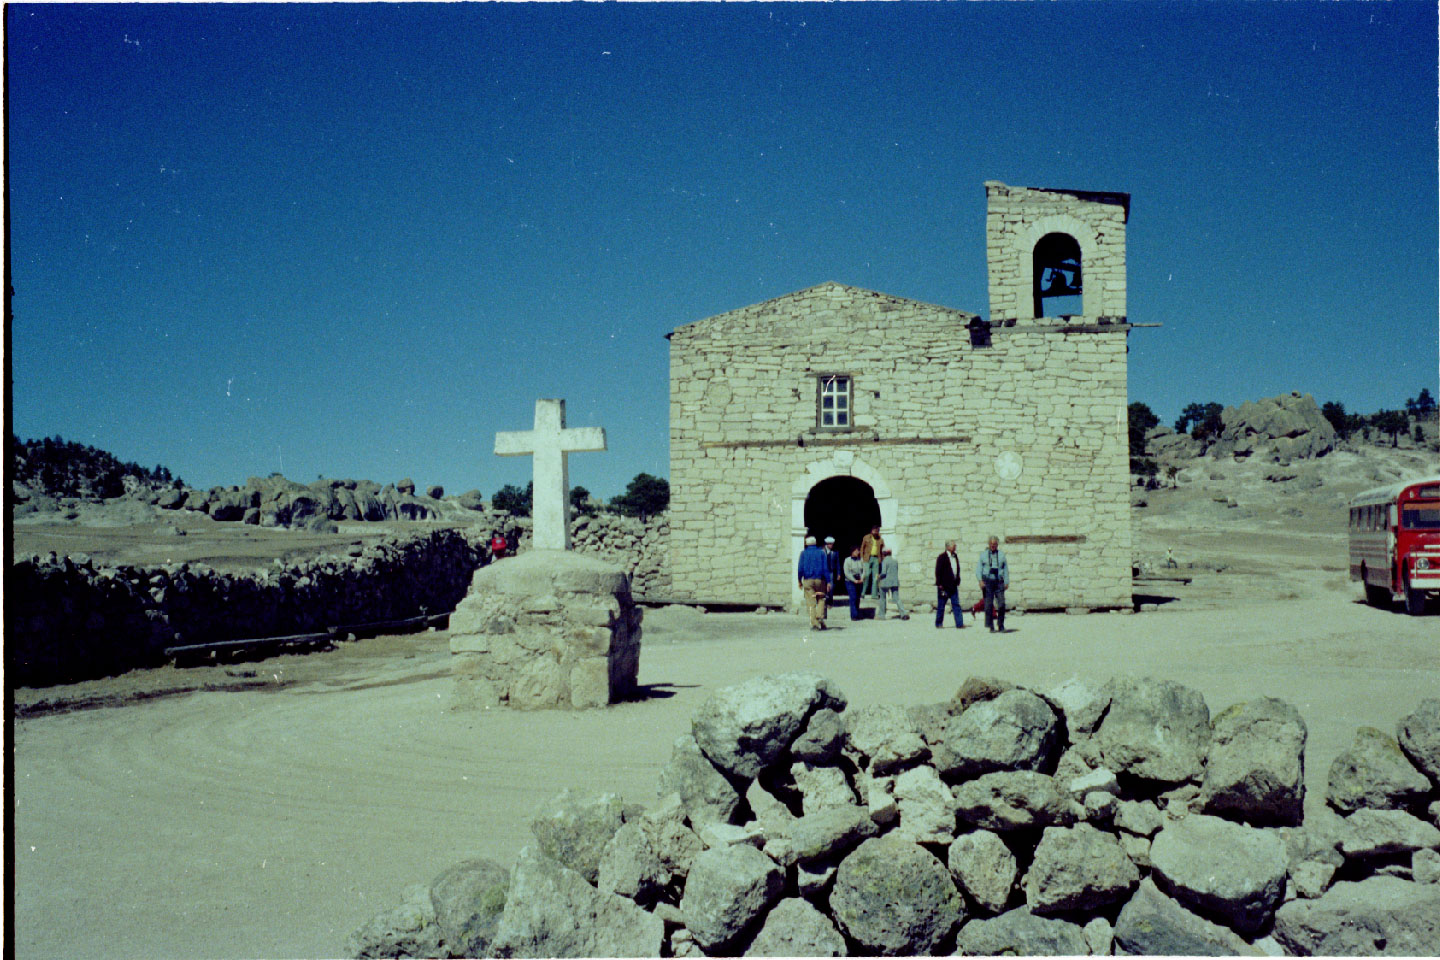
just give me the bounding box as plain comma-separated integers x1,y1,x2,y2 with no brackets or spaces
984,181,1130,325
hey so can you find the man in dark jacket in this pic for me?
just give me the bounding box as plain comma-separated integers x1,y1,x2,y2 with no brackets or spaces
934,540,965,628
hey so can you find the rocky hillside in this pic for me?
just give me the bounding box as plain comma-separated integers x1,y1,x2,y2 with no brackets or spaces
11,434,179,501
1137,391,1437,482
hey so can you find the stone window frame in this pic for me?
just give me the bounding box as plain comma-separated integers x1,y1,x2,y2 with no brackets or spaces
815,373,854,431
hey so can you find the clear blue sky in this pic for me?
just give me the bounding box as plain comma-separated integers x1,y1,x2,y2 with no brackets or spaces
8,3,1437,498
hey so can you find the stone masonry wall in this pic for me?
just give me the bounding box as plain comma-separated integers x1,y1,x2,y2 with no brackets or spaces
667,281,1130,610
11,529,485,687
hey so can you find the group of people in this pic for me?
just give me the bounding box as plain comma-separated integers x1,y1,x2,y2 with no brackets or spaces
797,526,1010,633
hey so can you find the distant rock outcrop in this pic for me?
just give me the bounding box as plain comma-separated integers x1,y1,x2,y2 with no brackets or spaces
1208,392,1336,461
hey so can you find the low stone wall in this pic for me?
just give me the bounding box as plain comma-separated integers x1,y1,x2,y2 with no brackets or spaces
349,675,1440,958
498,513,671,600
10,530,486,687
449,551,642,710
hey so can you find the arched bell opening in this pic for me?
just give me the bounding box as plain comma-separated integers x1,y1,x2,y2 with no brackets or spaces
1033,232,1083,318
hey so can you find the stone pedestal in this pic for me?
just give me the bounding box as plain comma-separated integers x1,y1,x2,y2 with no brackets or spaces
449,550,641,710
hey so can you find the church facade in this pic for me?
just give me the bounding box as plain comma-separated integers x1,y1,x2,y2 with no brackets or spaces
666,182,1133,612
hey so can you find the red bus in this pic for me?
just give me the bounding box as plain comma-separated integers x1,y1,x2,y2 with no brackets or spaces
1349,474,1440,615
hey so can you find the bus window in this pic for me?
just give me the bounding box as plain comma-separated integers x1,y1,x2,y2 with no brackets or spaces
1403,503,1440,529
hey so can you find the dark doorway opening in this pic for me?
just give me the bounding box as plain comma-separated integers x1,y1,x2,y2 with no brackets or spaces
804,476,881,562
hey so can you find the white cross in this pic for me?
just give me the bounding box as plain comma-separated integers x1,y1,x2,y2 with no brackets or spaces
494,399,606,551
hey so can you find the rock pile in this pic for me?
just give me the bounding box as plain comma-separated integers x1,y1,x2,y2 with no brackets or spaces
11,530,486,687
147,475,459,526
349,676,1440,957
449,551,643,710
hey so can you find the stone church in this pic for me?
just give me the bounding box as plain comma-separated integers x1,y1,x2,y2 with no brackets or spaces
666,181,1133,612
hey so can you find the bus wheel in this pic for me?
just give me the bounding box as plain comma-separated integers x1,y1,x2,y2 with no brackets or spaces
1405,582,1426,616
1363,575,1389,608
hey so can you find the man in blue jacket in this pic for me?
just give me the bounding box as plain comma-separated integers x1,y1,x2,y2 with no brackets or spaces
797,536,831,631
976,535,1010,632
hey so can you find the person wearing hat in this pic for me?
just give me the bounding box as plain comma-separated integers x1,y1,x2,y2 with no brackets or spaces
821,536,840,616
796,535,831,630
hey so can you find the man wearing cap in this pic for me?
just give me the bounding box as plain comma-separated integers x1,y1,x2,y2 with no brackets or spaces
796,535,831,630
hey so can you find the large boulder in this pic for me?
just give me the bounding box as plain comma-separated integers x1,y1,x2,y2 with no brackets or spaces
890,764,959,845
1273,876,1440,956
1044,676,1111,739
528,790,626,884
1024,823,1139,915
844,703,928,775
429,858,510,959
936,689,1060,779
208,488,254,522
1327,727,1432,813
1338,808,1440,860
953,771,1080,833
955,907,1087,957
829,835,965,955
679,844,785,952
595,820,666,903
657,734,742,826
1209,392,1336,461
1398,698,1440,786
492,846,664,958
634,792,703,882
746,780,798,838
790,761,856,813
1200,697,1307,826
1148,428,1202,463
1096,676,1211,785
346,883,445,959
1148,814,1287,935
743,897,846,958
764,803,877,868
791,708,846,763
1113,878,1258,956
947,829,1018,915
691,673,846,781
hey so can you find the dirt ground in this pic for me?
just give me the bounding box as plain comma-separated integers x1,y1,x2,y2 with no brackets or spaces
11,460,1440,960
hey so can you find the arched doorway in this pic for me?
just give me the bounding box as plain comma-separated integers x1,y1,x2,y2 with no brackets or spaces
804,475,881,563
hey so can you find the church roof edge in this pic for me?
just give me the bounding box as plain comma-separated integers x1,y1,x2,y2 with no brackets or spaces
987,180,1130,221
668,281,979,338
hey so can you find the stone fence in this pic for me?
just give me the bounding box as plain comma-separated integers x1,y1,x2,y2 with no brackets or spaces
10,529,486,688
498,512,671,600
349,673,1440,958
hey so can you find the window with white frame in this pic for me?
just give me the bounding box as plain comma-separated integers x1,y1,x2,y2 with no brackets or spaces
817,374,852,429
